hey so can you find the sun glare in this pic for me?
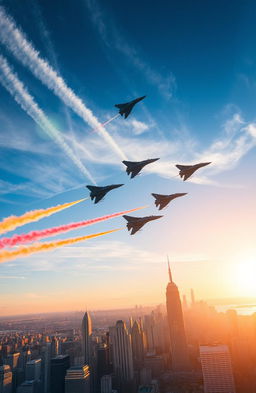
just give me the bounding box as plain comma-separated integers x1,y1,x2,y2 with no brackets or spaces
233,257,256,297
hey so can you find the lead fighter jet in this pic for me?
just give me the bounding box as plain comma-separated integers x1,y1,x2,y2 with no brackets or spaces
122,158,159,179
176,162,211,181
123,215,162,235
86,184,123,204
115,96,146,119
152,193,187,210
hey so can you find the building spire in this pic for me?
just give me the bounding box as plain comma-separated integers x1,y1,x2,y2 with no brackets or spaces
167,255,173,282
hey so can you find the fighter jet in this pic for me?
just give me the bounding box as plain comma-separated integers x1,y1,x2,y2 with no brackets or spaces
123,215,162,235
86,184,123,204
122,158,159,179
176,162,211,181
115,96,146,119
152,193,187,210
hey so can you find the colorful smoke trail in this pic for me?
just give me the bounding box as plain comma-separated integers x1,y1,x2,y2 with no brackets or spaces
0,206,146,248
0,228,121,264
0,198,86,235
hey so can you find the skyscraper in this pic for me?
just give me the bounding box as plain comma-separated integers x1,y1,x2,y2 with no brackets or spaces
190,289,195,306
166,260,190,371
0,365,12,393
96,344,110,381
65,365,90,393
81,312,92,366
50,355,70,393
200,345,236,393
42,343,51,393
51,337,59,358
131,320,144,370
25,359,41,381
100,375,112,393
109,320,134,382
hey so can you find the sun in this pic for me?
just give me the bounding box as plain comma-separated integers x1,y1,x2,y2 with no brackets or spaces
232,256,256,297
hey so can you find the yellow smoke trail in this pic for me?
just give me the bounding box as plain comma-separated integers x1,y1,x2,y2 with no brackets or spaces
0,228,121,264
0,198,86,235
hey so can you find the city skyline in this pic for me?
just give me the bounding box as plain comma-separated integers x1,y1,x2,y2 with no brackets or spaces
1,265,255,393
0,0,255,316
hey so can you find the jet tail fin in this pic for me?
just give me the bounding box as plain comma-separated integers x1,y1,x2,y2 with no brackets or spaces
115,104,126,109
176,164,189,170
123,215,133,222
86,185,98,193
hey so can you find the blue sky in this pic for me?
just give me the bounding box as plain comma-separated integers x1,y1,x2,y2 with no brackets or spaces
0,0,256,315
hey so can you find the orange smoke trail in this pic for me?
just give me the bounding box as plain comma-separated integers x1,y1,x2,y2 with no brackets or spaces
0,198,86,235
0,228,121,264
0,205,148,248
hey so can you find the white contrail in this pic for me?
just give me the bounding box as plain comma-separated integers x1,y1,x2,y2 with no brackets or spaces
0,55,96,184
0,6,127,160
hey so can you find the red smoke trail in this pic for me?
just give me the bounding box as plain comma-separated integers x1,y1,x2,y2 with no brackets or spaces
0,206,146,249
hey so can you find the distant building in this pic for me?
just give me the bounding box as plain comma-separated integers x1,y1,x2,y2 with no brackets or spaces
100,375,112,393
190,289,195,306
166,262,190,371
25,359,41,381
51,337,59,358
139,368,152,385
97,344,110,382
138,380,159,393
42,343,51,393
6,353,20,370
143,315,155,352
65,365,90,393
200,344,236,393
50,355,70,393
131,320,144,370
19,350,32,370
110,320,134,382
144,354,164,378
16,380,36,393
182,294,188,310
81,312,92,366
0,365,12,393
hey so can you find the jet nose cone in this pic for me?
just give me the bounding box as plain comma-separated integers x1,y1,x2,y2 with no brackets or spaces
114,184,124,188
149,158,160,163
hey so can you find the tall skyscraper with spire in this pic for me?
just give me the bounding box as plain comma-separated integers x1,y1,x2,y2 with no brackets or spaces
81,312,92,366
166,259,190,371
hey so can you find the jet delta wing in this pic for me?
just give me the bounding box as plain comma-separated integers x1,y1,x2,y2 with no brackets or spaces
115,96,146,119
123,215,162,235
176,162,211,181
152,193,187,210
86,184,123,204
122,158,159,179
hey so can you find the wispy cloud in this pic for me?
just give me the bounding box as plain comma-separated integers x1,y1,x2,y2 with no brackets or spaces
198,114,256,174
0,6,126,161
85,0,176,100
29,0,78,145
0,55,96,184
63,110,256,185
